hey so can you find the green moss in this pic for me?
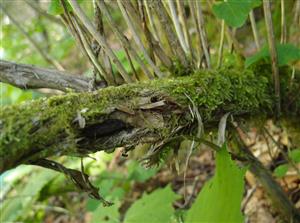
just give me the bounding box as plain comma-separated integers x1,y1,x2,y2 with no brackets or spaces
2,66,295,172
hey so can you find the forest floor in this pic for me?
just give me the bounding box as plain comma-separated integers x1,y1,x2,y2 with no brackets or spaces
43,120,300,223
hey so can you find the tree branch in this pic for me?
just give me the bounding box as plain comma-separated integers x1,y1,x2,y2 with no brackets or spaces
1,67,299,173
0,60,100,92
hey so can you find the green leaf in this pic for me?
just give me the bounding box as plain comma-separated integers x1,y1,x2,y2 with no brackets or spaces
289,149,300,163
127,161,158,183
245,43,300,67
274,164,289,177
48,0,83,15
0,170,57,222
212,0,261,27
90,200,121,223
124,185,179,223
186,144,246,223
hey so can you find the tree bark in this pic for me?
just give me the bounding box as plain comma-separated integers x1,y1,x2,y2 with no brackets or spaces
1,66,299,173
1,63,300,221
0,60,102,92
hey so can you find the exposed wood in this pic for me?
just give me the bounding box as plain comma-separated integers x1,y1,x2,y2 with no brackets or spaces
1,65,299,173
0,60,102,92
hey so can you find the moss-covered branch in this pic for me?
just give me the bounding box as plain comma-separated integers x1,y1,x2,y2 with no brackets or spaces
1,68,299,173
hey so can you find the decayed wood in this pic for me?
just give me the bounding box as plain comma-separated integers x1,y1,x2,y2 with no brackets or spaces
1,62,300,220
1,64,300,173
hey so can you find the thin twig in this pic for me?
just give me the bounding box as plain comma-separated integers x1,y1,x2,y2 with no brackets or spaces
117,0,164,78
122,1,173,68
176,0,194,64
280,0,287,44
60,0,110,87
293,0,300,26
232,122,300,221
167,0,189,54
217,20,225,68
263,127,300,176
92,1,115,85
0,3,64,71
68,0,133,83
148,0,188,68
241,185,257,211
188,0,202,67
195,1,211,69
72,16,109,87
97,0,154,80
249,10,261,50
137,1,155,63
124,47,138,81
263,0,281,117
144,0,159,41
24,0,64,26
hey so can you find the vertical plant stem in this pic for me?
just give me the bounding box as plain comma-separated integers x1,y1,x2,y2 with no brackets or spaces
68,0,133,83
97,0,154,80
148,0,188,68
263,0,281,117
280,0,287,44
249,10,261,50
124,47,138,81
195,1,211,69
137,1,155,63
24,0,64,26
72,17,109,87
167,0,189,54
122,1,173,68
217,20,225,68
61,0,111,86
188,0,202,67
144,0,159,41
293,0,300,25
117,0,165,78
176,0,194,64
92,1,115,85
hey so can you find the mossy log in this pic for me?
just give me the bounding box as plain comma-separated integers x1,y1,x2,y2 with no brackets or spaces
1,67,300,220
1,68,299,173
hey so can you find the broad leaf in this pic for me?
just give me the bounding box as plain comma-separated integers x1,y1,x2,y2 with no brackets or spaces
274,164,289,178
90,200,121,223
186,144,245,223
127,161,158,183
124,185,179,223
245,43,300,67
212,0,261,27
0,170,57,222
289,149,300,163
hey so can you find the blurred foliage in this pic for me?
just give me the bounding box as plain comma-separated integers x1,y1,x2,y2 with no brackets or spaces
0,82,42,105
48,0,83,15
245,43,300,68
